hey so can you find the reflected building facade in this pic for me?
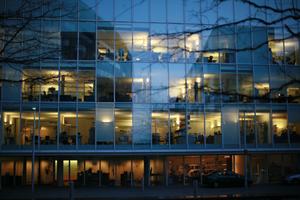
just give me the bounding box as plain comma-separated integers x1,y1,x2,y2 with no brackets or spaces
1,0,300,187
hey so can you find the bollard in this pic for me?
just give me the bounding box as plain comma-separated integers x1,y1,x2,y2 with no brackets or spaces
69,181,74,200
193,179,198,198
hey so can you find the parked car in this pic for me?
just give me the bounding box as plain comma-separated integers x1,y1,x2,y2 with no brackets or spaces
203,170,251,188
285,173,300,184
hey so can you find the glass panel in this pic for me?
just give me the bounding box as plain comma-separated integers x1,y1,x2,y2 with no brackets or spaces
238,68,253,103
152,106,169,146
187,106,204,146
184,0,200,24
286,67,300,103
133,0,149,22
201,0,217,25
115,108,132,146
151,24,168,62
254,66,270,103
115,24,132,61
185,26,201,63
22,67,40,101
3,111,20,145
186,64,202,103
97,0,113,21
151,63,168,103
252,27,269,64
219,26,235,63
202,30,219,63
132,63,150,103
132,23,150,62
169,64,185,103
205,109,222,146
115,0,132,21
79,22,96,60
39,108,58,146
42,20,60,60
167,0,183,23
21,109,39,146
168,24,185,62
204,72,220,103
239,107,255,146
61,0,77,19
79,0,96,20
288,106,300,144
270,66,286,103
236,26,252,63
256,108,271,146
272,110,288,144
2,65,22,101
132,104,151,147
284,26,300,65
60,68,77,102
222,105,239,147
61,21,77,60
78,109,95,145
268,27,284,64
97,62,114,102
60,111,77,146
78,68,95,102
96,104,114,146
221,68,237,103
40,67,59,102
97,22,115,61
150,0,166,22
170,107,186,145
218,0,233,24
115,63,132,102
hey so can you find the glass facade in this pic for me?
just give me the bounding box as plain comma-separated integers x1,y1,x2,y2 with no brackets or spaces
0,0,300,188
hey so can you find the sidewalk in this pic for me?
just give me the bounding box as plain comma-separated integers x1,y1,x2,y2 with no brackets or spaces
0,184,300,199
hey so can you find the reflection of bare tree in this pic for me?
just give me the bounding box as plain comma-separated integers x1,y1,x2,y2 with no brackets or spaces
0,0,299,103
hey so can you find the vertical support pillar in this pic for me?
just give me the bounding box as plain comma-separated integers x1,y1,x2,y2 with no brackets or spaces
164,157,168,186
38,158,41,185
57,159,63,187
130,160,133,187
144,157,150,187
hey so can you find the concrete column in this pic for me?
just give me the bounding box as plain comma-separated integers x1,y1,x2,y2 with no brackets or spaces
57,159,64,187
144,157,150,187
164,157,168,186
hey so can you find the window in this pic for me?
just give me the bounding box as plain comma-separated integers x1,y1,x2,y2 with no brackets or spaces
115,108,132,146
132,104,151,146
22,67,40,101
204,66,220,103
238,67,253,103
40,68,59,102
272,109,288,144
97,62,114,102
254,66,270,102
61,21,77,60
170,106,186,145
96,104,114,146
78,109,95,145
186,64,202,103
239,106,255,146
169,64,185,103
151,63,168,103
221,68,237,102
60,68,77,102
188,106,204,145
152,105,169,146
256,108,271,146
97,22,114,61
115,23,132,62
205,108,222,146
79,22,95,60
150,0,166,22
78,68,95,102
115,63,132,102
132,63,150,103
